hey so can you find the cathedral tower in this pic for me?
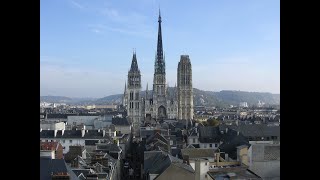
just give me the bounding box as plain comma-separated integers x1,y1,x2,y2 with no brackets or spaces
153,9,168,120
126,51,142,134
177,55,194,120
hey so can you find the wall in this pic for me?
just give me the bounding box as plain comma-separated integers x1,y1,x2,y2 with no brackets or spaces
115,125,131,134
149,174,158,180
40,122,65,130
56,143,64,159
40,150,55,159
187,136,199,145
199,143,219,149
84,145,96,153
250,161,280,179
54,122,65,130
248,143,280,179
67,116,99,126
156,164,195,180
195,159,209,180
237,146,249,166
93,120,111,129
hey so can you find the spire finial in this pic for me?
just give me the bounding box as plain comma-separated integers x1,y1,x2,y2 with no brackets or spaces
158,6,161,23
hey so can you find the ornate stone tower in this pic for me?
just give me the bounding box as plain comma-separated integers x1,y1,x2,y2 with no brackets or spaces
177,55,194,120
126,51,142,135
153,9,167,120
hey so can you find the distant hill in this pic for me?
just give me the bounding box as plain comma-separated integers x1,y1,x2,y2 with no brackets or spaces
94,94,123,105
213,90,280,106
40,96,72,103
40,96,97,104
41,88,280,107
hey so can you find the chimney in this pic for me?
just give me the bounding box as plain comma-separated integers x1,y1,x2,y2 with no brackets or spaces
102,130,106,137
98,129,100,132
195,159,201,180
54,130,57,137
225,153,229,161
183,155,190,165
216,153,220,165
237,131,240,136
226,128,228,133
237,145,248,166
109,128,111,137
81,129,85,137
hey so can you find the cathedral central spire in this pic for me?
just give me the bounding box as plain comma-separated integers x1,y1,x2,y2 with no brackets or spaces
155,8,165,74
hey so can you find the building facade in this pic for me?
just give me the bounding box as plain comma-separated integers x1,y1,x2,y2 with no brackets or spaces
123,10,194,135
177,55,194,120
125,52,142,134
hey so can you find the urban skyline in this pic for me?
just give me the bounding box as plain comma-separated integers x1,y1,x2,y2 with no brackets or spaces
40,0,280,98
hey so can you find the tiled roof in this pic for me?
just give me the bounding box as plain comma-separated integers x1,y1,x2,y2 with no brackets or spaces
40,142,60,150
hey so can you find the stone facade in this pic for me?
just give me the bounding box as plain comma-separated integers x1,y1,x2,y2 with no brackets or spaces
123,11,193,135
177,55,194,120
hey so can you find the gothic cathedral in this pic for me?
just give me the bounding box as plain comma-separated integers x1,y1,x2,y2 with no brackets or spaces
123,10,194,134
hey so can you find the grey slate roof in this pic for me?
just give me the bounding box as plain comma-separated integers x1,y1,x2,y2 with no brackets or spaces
40,157,79,180
198,126,221,143
85,140,99,146
207,166,262,179
112,117,130,125
40,130,54,138
140,128,168,138
96,143,122,153
218,129,250,160
144,151,194,175
219,124,280,137
83,130,104,139
146,132,168,144
181,148,215,159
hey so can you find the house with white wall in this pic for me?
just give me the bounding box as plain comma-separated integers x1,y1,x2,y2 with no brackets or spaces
40,129,114,154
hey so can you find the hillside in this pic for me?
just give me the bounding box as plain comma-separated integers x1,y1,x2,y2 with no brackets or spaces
41,88,280,107
40,96,72,103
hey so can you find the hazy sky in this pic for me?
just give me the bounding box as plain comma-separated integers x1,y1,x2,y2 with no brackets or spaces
40,0,280,98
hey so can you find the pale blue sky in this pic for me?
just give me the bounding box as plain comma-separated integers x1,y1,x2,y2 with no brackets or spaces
40,0,280,98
